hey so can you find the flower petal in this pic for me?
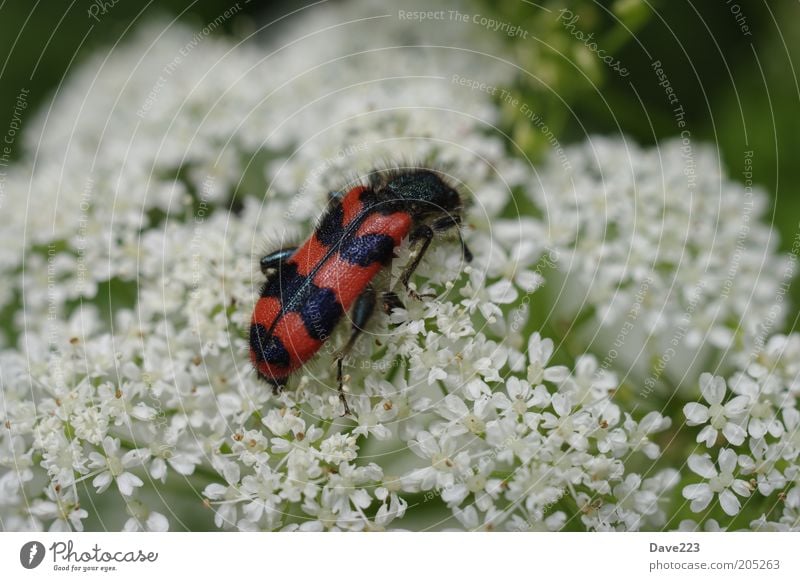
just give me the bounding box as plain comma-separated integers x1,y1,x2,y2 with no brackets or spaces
92,471,112,493
543,366,570,383
723,395,749,416
696,425,717,448
688,454,717,478
718,489,741,516
722,423,746,446
146,511,169,532
116,472,144,496
731,479,752,497
700,373,725,405
683,403,710,425
718,448,737,475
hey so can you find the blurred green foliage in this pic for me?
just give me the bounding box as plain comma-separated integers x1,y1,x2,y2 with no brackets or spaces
477,0,799,316
0,0,302,163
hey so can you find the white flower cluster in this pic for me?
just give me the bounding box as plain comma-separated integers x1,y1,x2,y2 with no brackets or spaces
0,0,796,533
680,334,800,530
532,136,792,389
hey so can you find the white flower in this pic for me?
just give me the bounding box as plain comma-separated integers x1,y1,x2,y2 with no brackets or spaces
484,415,542,464
87,437,150,497
320,462,382,522
203,456,244,530
508,511,566,532
147,429,203,482
350,396,395,441
436,393,492,437
683,373,748,447
737,438,786,496
624,412,672,460
608,474,660,530
782,408,800,462
677,519,725,532
407,333,454,386
533,136,790,380
407,431,471,492
729,372,785,440
373,477,407,530
122,498,169,532
319,434,359,464
39,432,88,487
541,393,590,451
238,464,283,529
559,354,617,405
780,486,800,530
28,486,89,532
460,265,519,323
749,515,791,532
683,449,751,516
452,505,507,531
525,333,570,386
582,455,625,494
492,376,549,418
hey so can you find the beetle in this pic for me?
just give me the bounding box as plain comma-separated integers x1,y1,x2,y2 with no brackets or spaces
249,167,472,414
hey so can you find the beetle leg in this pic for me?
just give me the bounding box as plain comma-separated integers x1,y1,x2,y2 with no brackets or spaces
335,285,377,416
379,256,406,313
400,225,436,300
259,247,298,276
381,290,405,313
430,214,473,263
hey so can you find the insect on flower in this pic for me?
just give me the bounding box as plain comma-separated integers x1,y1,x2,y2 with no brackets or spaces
249,167,472,414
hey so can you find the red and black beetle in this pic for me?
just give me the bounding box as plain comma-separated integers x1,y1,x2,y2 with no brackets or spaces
249,167,472,413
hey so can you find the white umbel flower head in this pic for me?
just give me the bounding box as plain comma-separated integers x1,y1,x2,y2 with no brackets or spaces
683,449,752,516
532,137,791,389
683,373,748,447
